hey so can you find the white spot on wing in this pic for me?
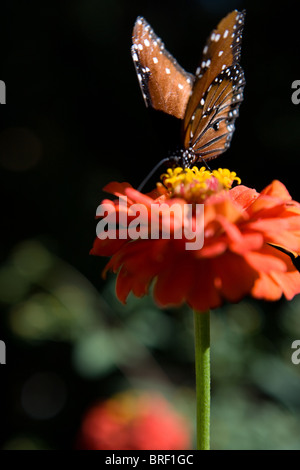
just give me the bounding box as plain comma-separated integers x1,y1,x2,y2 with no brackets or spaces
223,29,229,38
144,39,150,47
153,57,158,64
165,67,171,74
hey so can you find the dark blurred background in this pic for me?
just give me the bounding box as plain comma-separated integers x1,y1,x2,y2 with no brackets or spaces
1,0,300,450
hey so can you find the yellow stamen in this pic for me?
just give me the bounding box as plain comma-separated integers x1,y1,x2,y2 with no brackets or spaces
159,166,241,202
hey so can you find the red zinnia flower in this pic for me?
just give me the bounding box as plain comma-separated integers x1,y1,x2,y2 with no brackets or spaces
78,391,191,450
91,167,300,311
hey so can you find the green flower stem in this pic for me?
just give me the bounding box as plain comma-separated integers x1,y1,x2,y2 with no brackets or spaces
194,310,210,450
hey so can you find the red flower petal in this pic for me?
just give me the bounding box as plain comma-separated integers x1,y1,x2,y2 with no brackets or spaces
90,236,128,258
103,181,133,197
92,178,300,309
244,249,287,273
187,259,222,311
230,184,259,209
125,187,157,206
251,272,283,301
212,252,258,303
153,246,196,307
271,269,300,300
261,180,292,200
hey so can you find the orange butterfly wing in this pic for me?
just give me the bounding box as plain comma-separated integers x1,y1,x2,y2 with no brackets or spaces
131,17,194,119
182,10,245,161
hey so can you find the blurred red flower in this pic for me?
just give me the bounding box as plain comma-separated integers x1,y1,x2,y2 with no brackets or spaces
91,167,300,311
78,391,191,450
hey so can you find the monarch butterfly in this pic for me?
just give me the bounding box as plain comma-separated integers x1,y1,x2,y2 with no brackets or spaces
131,10,246,188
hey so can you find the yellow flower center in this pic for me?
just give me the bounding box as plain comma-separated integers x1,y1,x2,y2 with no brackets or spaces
158,166,241,202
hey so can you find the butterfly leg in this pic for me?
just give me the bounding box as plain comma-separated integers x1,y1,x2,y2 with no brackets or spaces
192,156,211,172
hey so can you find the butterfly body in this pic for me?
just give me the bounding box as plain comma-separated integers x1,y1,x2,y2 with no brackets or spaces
131,10,246,172
166,147,198,169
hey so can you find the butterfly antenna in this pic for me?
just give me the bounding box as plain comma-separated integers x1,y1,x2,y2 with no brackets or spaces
137,158,170,192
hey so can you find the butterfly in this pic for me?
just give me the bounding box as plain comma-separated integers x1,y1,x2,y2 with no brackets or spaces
131,10,246,185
